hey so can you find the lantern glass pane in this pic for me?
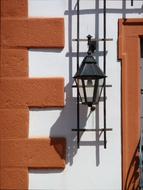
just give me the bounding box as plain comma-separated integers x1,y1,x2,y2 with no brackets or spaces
75,77,105,106
76,79,85,103
84,79,95,103
95,78,104,103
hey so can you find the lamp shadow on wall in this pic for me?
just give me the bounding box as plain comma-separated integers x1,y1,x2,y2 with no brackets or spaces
49,83,104,166
49,0,143,167
49,83,87,166
50,0,105,167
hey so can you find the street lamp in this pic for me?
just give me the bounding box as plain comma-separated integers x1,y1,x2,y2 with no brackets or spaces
73,35,106,109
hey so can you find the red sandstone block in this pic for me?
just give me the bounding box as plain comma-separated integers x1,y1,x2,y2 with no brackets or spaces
27,18,65,48
0,0,28,17
1,139,28,167
28,138,66,169
118,19,142,189
0,168,28,190
0,48,28,77
0,138,66,168
1,18,27,47
1,18,64,48
0,109,29,139
0,78,64,108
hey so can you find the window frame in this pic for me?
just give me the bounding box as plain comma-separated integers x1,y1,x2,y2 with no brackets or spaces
118,18,143,190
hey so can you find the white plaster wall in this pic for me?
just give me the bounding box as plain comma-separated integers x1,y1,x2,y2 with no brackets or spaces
28,0,143,190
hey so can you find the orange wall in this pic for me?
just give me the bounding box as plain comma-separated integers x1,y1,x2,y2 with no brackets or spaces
0,0,66,189
118,18,143,190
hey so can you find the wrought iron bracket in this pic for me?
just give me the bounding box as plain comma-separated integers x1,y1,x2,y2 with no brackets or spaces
72,128,112,132
73,0,111,149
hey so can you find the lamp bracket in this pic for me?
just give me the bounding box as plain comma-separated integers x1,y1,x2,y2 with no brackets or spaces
72,128,112,132
72,84,112,88
72,38,113,42
87,35,96,54
88,40,96,53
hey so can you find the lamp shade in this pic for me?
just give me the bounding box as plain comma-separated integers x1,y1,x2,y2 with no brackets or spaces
74,54,106,107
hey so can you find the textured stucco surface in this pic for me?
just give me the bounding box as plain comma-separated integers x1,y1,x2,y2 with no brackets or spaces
0,0,66,189
118,18,143,190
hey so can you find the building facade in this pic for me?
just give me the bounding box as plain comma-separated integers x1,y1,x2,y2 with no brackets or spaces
0,0,143,190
